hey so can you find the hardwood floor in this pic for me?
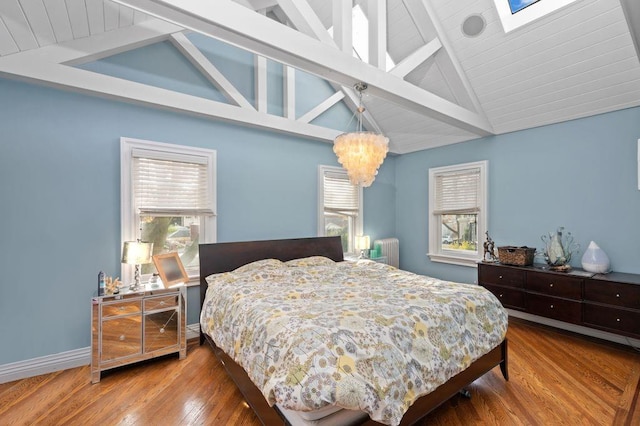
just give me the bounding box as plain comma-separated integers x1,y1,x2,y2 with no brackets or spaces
1,319,638,425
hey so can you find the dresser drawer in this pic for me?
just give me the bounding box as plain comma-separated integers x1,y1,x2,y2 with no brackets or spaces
526,293,582,324
478,264,525,288
144,295,179,311
482,284,525,310
526,271,582,300
583,303,640,338
584,280,640,310
102,300,142,318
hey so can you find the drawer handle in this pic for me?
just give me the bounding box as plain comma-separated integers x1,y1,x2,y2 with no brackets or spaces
160,301,166,306
499,275,503,279
616,293,620,298
499,294,504,298
119,335,126,341
550,304,554,309
616,318,621,322
549,283,554,288
160,328,165,333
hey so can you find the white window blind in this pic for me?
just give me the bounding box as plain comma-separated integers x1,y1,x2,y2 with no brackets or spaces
132,148,214,216
323,170,360,216
433,168,481,215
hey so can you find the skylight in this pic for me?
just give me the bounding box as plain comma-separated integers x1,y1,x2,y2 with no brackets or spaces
508,0,540,14
494,0,580,33
328,4,395,72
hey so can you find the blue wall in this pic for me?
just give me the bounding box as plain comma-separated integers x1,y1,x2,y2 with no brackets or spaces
0,40,395,365
396,106,640,284
3,31,638,368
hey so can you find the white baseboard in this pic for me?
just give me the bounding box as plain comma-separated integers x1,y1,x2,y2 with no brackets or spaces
0,323,202,384
0,347,90,385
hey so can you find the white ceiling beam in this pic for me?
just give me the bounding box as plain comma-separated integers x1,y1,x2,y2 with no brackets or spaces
0,57,340,141
254,7,268,112
255,55,268,112
284,65,296,119
8,18,183,66
404,0,488,118
276,0,335,46
275,0,381,133
233,0,254,9
390,37,442,79
332,0,352,54
169,32,254,109
368,0,386,70
298,91,345,123
620,0,640,62
270,6,290,26
246,0,279,10
112,0,494,136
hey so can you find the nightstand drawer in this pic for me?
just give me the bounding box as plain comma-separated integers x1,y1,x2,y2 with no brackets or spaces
482,284,525,310
101,316,142,361
102,300,142,317
144,295,179,311
526,293,581,324
584,280,640,309
478,264,524,288
526,271,582,299
145,310,179,353
583,304,640,337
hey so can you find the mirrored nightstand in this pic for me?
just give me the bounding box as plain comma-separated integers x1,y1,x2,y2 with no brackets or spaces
91,284,186,383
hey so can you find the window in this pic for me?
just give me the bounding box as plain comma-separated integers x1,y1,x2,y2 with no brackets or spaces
428,161,487,267
121,137,216,284
318,166,363,254
493,0,580,33
327,4,396,71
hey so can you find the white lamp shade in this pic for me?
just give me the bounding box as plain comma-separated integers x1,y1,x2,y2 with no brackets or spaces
121,241,153,265
355,235,370,250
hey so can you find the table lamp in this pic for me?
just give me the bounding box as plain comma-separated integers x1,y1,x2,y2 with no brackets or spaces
355,235,370,259
121,241,153,290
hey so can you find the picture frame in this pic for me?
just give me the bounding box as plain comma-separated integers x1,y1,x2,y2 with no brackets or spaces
152,252,188,288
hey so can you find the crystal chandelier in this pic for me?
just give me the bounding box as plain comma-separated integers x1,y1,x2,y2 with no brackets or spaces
333,83,389,187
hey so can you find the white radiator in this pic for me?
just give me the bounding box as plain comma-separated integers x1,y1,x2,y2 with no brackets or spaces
373,238,399,268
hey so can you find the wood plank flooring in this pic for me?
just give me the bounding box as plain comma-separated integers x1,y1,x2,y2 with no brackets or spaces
1,318,638,425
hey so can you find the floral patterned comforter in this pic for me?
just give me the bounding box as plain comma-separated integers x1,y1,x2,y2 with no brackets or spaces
200,257,508,426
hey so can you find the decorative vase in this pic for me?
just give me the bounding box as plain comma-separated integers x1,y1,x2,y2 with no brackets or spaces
540,227,580,271
581,241,610,273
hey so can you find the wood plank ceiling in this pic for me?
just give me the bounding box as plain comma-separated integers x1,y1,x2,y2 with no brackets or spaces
0,0,639,154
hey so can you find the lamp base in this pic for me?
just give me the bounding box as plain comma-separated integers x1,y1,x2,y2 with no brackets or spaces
358,250,368,259
129,264,143,290
129,278,144,291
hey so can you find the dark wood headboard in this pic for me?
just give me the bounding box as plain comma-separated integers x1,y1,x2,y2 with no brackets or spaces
198,236,344,327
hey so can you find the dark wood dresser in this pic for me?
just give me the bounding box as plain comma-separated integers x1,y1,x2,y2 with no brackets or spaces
478,262,640,340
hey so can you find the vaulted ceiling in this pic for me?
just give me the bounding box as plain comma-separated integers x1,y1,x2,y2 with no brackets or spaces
0,0,638,154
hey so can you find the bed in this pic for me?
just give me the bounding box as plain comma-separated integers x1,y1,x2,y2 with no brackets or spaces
199,236,509,426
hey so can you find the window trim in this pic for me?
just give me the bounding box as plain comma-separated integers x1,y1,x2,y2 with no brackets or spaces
317,165,363,254
427,160,487,267
493,0,580,33
121,137,217,285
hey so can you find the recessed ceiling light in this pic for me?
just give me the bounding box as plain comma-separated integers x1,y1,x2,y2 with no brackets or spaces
462,14,486,37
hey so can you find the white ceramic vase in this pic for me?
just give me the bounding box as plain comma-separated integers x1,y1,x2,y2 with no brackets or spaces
581,241,610,273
